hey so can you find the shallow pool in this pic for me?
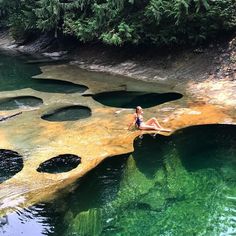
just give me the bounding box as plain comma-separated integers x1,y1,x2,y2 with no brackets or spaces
41,106,91,122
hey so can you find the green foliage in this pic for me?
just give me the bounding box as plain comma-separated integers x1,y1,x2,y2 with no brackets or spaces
0,0,37,39
0,0,236,45
35,0,62,37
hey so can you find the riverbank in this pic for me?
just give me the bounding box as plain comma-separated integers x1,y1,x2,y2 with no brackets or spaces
1,29,235,110
0,30,235,82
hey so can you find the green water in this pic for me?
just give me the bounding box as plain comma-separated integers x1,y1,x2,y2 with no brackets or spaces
0,52,86,93
0,96,43,110
1,124,235,235
41,106,91,121
93,91,183,108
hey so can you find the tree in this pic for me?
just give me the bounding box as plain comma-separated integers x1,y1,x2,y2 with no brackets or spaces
0,0,235,46
35,0,62,38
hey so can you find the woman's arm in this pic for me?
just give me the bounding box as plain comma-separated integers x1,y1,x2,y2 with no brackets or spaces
128,114,137,130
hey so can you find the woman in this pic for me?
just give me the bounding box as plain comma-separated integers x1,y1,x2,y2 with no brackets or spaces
128,106,171,132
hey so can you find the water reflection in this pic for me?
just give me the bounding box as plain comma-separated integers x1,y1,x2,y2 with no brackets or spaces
0,205,55,236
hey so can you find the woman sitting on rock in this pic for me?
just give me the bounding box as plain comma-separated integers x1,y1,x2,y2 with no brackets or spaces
128,106,171,132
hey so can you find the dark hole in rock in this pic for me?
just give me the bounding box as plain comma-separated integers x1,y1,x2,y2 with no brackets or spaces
0,96,43,110
32,79,88,94
92,91,183,108
41,105,91,122
0,149,23,183
37,154,81,174
82,94,93,97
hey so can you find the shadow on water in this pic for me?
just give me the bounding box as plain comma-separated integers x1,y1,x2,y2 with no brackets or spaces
132,135,168,179
67,154,130,211
172,124,236,172
1,125,236,235
32,79,88,94
133,124,236,177
41,106,91,122
93,91,183,108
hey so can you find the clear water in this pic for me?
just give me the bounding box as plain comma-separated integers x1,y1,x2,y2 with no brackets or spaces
1,124,235,236
0,96,43,110
41,106,91,121
0,52,86,93
30,79,88,94
93,91,183,108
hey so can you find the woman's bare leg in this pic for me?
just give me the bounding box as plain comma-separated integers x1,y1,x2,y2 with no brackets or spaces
146,118,163,129
145,118,171,132
139,123,160,131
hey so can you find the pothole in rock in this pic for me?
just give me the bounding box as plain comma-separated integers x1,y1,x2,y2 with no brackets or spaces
0,96,43,110
0,149,23,183
32,79,88,93
37,154,81,173
41,105,91,122
92,91,183,108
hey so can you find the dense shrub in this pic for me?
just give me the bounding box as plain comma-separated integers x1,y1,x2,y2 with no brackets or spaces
0,0,235,46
